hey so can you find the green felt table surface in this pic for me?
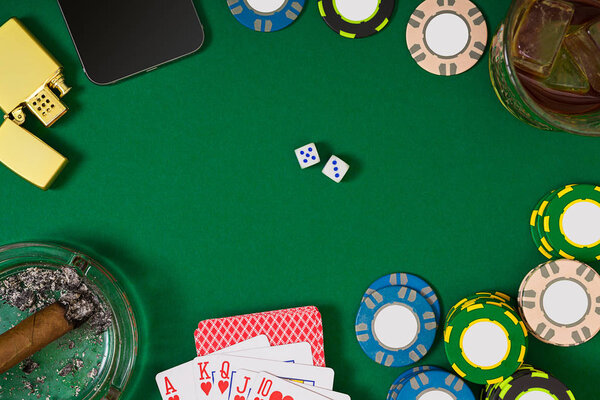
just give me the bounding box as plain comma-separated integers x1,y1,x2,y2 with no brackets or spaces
2,1,600,399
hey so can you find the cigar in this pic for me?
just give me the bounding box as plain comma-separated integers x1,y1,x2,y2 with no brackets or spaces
0,302,74,374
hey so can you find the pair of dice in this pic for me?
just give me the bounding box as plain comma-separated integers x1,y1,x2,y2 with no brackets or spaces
294,143,349,183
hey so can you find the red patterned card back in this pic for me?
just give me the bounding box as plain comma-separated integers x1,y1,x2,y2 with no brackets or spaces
194,306,325,367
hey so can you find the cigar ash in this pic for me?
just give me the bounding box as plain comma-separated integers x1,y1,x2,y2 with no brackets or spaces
0,266,112,398
0,266,112,332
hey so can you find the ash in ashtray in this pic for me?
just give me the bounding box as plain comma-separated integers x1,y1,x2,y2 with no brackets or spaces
20,358,39,374
0,266,112,333
0,266,114,397
58,358,83,377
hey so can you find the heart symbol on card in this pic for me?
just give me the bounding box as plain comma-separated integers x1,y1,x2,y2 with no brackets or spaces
168,396,179,400
201,382,212,395
219,380,229,394
269,391,293,400
234,396,245,400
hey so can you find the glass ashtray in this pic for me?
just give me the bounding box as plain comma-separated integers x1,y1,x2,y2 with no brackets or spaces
0,242,137,400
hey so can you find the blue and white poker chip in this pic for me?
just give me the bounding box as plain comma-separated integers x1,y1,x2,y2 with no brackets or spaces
356,286,438,367
387,366,444,400
363,273,441,323
227,0,305,32
396,368,476,400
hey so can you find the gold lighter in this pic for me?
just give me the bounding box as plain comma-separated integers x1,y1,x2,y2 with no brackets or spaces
0,18,70,190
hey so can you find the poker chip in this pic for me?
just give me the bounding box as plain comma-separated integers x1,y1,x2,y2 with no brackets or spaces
444,293,528,385
531,184,600,262
318,0,395,39
227,0,305,32
406,0,488,76
387,366,439,400
362,273,441,323
356,285,438,367
481,365,576,400
530,188,561,259
518,258,600,346
396,367,476,400
445,292,513,326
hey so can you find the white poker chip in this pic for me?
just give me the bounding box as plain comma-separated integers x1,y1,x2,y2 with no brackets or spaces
406,0,488,76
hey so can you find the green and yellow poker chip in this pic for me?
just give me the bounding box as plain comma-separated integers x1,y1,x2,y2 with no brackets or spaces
444,295,528,385
445,292,513,326
530,184,600,262
530,188,560,259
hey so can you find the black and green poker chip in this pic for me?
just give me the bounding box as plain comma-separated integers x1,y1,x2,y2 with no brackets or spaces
318,0,395,39
481,366,575,400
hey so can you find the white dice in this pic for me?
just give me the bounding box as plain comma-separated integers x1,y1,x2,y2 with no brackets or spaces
294,143,320,169
322,156,349,183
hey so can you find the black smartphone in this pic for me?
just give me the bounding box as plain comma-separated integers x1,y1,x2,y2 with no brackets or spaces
57,0,204,85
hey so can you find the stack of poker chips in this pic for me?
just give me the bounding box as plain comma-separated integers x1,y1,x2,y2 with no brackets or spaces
518,259,600,346
444,292,529,385
355,273,440,367
387,365,475,400
481,365,575,400
530,184,600,262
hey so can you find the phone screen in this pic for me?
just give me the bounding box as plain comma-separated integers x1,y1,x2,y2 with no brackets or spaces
57,0,204,85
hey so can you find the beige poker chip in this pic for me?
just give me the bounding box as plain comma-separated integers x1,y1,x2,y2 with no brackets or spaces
518,259,600,347
406,0,488,76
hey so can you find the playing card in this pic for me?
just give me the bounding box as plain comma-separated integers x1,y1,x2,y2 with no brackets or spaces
222,342,313,365
206,354,334,400
227,355,334,388
195,306,325,367
212,335,270,354
231,370,348,400
291,382,351,400
204,355,334,400
156,337,270,400
230,370,256,400
204,344,317,400
192,355,221,400
250,372,331,400
155,360,197,400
